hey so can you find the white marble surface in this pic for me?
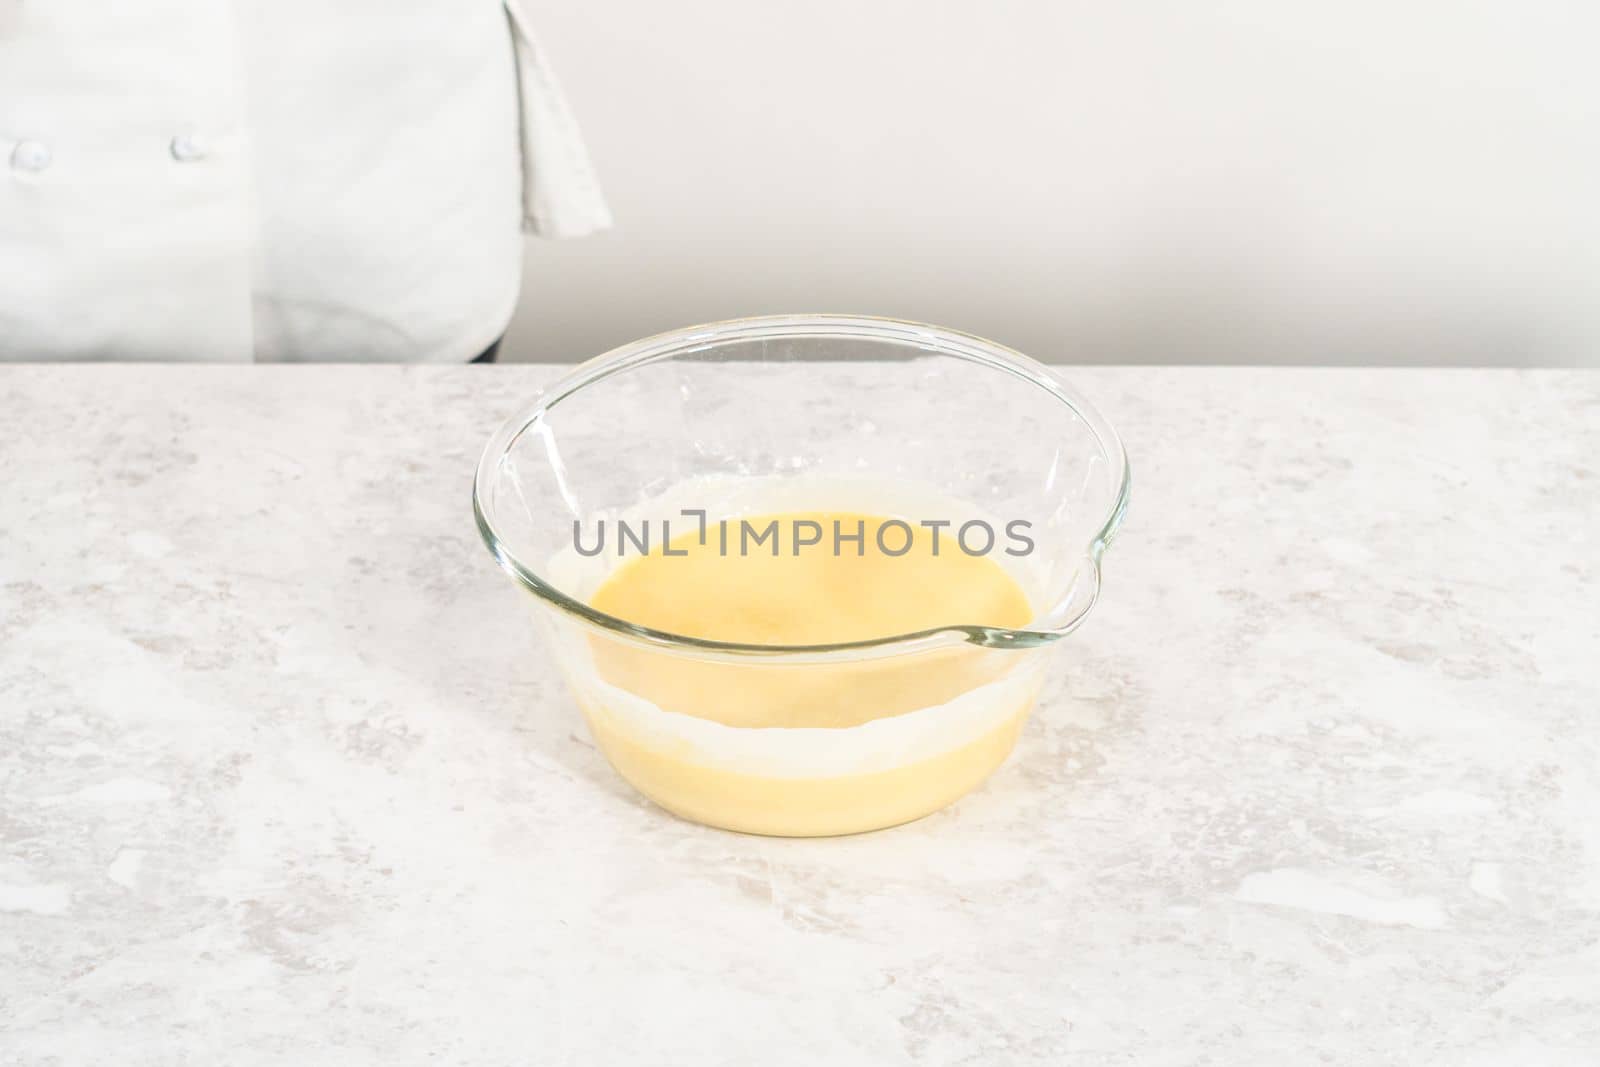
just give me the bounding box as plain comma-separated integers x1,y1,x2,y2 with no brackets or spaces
2,365,1598,1065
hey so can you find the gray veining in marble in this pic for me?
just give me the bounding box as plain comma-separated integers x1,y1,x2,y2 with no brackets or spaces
2,365,1598,1065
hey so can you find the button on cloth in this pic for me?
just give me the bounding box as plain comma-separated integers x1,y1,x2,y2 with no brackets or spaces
169,134,208,162
10,140,51,173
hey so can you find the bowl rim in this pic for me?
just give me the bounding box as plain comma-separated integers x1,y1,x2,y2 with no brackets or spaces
472,313,1131,663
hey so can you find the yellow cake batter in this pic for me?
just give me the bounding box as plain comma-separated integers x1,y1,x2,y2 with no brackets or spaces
579,511,1042,835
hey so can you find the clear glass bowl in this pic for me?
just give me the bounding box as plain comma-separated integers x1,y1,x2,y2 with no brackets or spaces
474,315,1129,836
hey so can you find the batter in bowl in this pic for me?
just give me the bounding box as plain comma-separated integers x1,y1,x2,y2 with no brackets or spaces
577,511,1042,834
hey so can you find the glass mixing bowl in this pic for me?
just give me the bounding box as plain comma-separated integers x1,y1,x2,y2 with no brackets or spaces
474,315,1129,836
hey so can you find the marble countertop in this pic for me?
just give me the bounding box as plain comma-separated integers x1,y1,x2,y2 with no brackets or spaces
2,365,1597,1065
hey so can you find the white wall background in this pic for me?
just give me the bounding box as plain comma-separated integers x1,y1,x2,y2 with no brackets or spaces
504,1,1600,366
